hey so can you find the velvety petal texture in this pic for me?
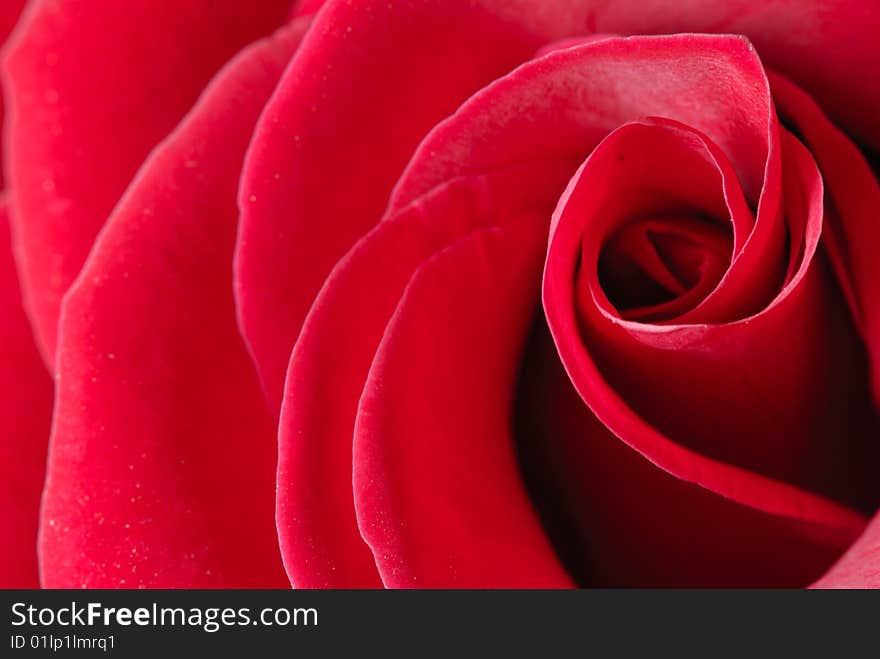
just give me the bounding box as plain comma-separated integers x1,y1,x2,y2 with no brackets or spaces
2,0,292,365
3,0,878,590
42,20,309,588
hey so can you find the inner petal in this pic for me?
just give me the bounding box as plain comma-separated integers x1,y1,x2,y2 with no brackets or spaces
539,114,878,586
598,214,733,322
546,116,880,522
558,116,761,327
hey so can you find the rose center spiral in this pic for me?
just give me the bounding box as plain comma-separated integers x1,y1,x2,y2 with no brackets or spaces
597,214,732,322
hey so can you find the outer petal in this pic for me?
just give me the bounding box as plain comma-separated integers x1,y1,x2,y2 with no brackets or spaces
2,0,292,365
235,0,554,410
235,0,880,410
0,202,52,587
42,21,308,588
353,215,574,587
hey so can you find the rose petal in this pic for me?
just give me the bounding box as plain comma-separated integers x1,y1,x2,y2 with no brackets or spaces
42,21,308,588
770,71,880,408
353,215,574,587
2,0,292,365
279,161,572,587
0,202,52,588
391,35,773,214
516,321,860,586
575,0,880,149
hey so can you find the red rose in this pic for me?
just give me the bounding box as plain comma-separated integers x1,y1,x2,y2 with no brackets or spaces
0,0,878,588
